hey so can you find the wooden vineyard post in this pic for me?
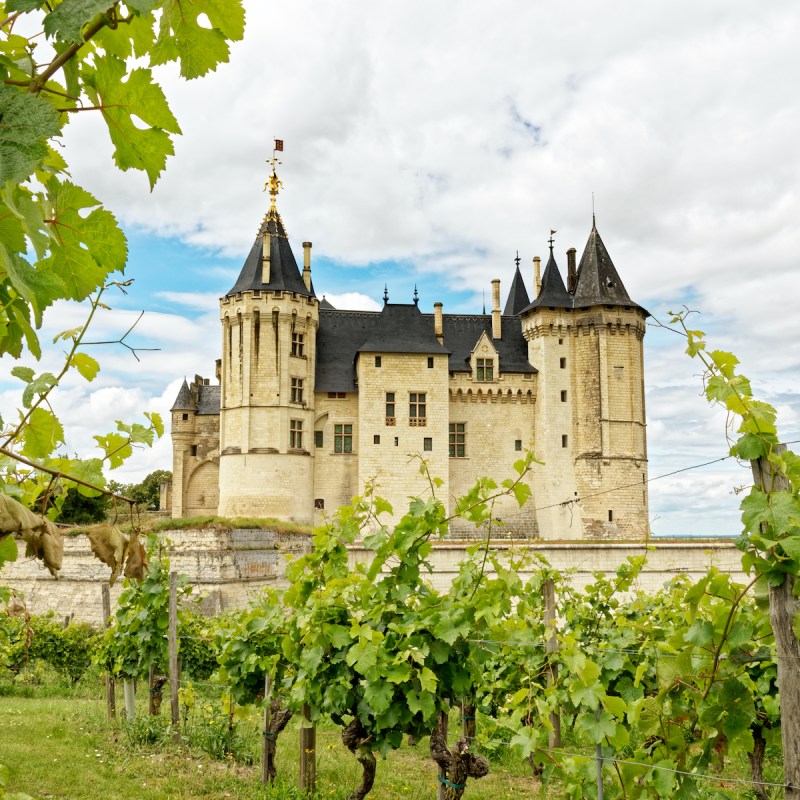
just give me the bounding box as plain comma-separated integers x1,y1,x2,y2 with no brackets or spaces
543,578,561,749
752,447,800,799
101,582,115,720
168,571,180,739
299,703,316,791
437,708,449,800
261,673,272,785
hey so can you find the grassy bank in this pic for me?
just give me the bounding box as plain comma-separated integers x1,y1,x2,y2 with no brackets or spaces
0,687,541,800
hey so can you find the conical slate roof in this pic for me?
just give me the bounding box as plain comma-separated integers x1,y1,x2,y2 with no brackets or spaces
520,252,572,311
573,223,641,311
225,208,315,298
503,265,531,315
170,378,194,411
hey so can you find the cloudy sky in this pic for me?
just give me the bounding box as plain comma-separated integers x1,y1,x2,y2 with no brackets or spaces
2,0,798,536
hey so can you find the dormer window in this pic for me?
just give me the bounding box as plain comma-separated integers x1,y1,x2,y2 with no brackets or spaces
476,358,494,382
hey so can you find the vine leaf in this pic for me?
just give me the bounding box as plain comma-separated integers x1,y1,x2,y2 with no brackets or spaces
0,85,63,184
43,0,113,43
71,352,100,381
20,407,65,459
151,0,245,79
83,55,181,188
41,180,127,299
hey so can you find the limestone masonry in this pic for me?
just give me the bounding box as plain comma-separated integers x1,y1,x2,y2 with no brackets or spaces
168,167,649,539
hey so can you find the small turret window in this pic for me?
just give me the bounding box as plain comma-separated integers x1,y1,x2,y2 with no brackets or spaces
291,378,304,404
181,413,188,421
290,419,303,449
291,332,304,357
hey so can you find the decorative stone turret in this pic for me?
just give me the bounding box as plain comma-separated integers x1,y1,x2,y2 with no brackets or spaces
217,160,319,523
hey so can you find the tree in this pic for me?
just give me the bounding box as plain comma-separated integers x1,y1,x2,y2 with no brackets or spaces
0,1,245,572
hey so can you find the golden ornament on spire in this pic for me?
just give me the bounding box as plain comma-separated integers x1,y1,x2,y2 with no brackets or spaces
264,139,284,209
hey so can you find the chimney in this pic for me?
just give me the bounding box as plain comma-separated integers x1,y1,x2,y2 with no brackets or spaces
434,302,443,344
302,241,312,291
261,233,271,285
567,247,577,293
491,279,501,339
533,256,541,296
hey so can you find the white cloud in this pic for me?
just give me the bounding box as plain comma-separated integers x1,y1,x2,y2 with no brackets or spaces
7,0,799,523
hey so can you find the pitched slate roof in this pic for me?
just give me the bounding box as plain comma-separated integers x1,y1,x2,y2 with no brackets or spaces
320,296,335,310
197,385,221,415
435,314,537,374
503,265,531,315
315,304,536,392
170,379,193,411
358,303,449,355
226,208,315,298
573,223,643,311
520,252,572,311
170,379,221,414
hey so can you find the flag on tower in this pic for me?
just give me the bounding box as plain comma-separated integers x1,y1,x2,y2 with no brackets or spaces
274,139,284,151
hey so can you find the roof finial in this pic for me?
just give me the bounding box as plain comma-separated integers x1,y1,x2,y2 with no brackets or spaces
482,289,486,315
413,284,419,305
592,192,596,228
548,229,557,254
265,138,284,210
383,284,389,305
514,250,521,268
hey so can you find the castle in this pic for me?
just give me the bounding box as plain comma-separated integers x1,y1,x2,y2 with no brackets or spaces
168,164,649,539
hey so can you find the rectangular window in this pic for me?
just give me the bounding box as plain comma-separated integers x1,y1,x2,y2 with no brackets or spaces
558,338,564,345
427,357,434,368
291,332,304,357
409,393,427,426
291,377,304,404
314,498,324,510
190,444,198,457
560,390,567,402
314,430,323,448
476,358,493,381
449,423,466,458
373,434,380,445
334,424,353,453
394,437,399,446
561,434,568,448
560,357,567,369
608,510,614,522
181,413,189,421
423,437,432,452
385,392,395,425
514,440,522,451
290,419,303,449
375,356,382,367
328,392,346,399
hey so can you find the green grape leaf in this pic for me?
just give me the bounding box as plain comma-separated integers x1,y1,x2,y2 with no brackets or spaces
578,710,616,743
10,366,34,383
0,85,63,183
144,411,164,438
71,352,100,381
94,431,132,469
41,179,127,299
0,199,26,252
7,0,49,10
1,246,67,325
83,55,181,188
684,619,714,646
151,0,245,79
363,681,393,714
22,371,56,408
43,0,112,43
0,533,19,565
651,761,676,797
20,407,65,459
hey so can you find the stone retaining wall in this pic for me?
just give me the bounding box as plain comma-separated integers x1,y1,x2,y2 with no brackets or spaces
2,529,746,624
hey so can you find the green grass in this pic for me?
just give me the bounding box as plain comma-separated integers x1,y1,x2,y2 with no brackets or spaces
0,683,544,800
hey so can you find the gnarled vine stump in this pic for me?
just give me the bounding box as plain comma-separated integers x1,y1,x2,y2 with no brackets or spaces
430,713,489,800
342,718,376,800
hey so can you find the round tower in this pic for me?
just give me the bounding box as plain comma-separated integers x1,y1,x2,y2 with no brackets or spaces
217,160,319,522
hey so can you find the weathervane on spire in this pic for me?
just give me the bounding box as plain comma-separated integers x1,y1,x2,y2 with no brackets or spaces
548,229,557,253
265,138,284,209
515,250,521,268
